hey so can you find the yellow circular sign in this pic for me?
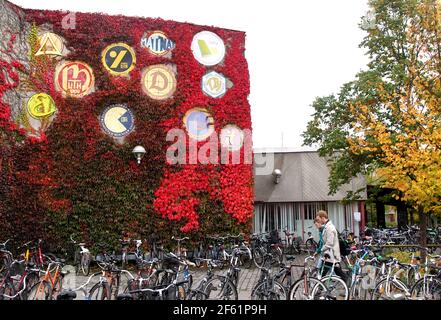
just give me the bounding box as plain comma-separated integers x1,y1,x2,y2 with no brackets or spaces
141,64,176,100
27,93,57,119
101,43,136,75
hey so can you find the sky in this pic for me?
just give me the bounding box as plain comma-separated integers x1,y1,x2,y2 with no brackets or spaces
11,0,371,151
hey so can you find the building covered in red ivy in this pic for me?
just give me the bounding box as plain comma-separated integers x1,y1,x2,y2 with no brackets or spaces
0,0,253,248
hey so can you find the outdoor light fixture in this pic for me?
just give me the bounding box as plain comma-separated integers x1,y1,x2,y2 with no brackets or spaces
132,145,146,165
273,169,282,184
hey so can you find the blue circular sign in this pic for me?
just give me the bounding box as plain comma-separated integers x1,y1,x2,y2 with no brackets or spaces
100,104,134,138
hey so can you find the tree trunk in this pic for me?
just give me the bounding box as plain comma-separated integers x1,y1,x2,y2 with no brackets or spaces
418,206,428,261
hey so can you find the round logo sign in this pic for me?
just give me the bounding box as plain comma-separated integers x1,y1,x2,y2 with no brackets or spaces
101,43,136,75
140,31,175,56
183,108,215,141
141,64,177,100
202,71,227,98
27,93,57,119
100,105,134,138
35,32,64,57
55,61,94,98
220,125,244,151
191,31,225,66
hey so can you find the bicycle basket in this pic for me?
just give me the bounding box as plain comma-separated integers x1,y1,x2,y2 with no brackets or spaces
162,255,181,271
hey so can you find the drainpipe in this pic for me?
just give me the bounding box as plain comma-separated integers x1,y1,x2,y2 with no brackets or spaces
301,203,305,242
360,201,365,237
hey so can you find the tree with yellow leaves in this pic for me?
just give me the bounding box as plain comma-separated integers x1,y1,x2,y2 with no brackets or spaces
303,0,440,251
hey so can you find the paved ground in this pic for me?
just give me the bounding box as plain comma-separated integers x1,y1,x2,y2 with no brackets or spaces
64,255,307,300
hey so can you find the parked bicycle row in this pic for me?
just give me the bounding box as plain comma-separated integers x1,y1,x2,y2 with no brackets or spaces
1,233,440,300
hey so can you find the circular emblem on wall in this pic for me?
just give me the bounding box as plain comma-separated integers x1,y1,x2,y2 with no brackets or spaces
191,31,225,66
100,104,134,138
220,125,244,151
183,108,215,141
101,43,136,75
35,32,64,57
202,71,227,98
140,31,175,56
27,93,57,119
55,61,95,98
141,64,177,100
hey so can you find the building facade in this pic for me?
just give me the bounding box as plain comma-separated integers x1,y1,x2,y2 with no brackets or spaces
253,149,367,241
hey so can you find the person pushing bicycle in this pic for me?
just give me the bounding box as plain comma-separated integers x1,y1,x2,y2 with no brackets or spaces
315,210,348,283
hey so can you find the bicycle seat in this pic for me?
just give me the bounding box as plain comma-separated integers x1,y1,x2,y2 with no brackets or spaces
117,293,133,300
57,290,77,300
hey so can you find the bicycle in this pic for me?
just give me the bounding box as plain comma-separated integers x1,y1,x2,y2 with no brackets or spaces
251,253,287,300
187,258,220,300
28,259,67,300
0,239,13,274
288,255,327,300
0,259,40,300
201,246,242,300
70,235,91,276
89,256,134,300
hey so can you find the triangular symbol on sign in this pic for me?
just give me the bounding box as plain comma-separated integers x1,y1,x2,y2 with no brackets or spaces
35,34,63,56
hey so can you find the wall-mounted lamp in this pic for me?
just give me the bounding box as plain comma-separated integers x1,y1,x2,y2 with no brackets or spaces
273,169,282,184
132,145,146,165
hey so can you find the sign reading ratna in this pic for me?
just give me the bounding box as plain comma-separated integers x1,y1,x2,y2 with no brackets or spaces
55,61,95,98
220,125,244,151
140,31,175,56
27,93,57,119
35,32,64,56
100,104,134,138
202,71,227,98
101,43,136,75
191,31,225,66
141,64,177,100
183,108,215,141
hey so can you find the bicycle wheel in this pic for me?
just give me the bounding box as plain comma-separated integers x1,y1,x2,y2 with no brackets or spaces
251,281,287,300
240,251,253,269
121,252,127,270
350,277,370,300
22,271,40,298
319,276,349,300
271,246,283,265
371,278,409,300
81,253,91,276
410,277,441,300
89,281,112,300
253,248,265,268
28,281,52,300
203,276,238,300
123,279,141,300
0,282,16,300
289,277,326,300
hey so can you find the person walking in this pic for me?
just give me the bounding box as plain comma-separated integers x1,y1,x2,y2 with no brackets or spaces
315,210,348,282
313,217,325,270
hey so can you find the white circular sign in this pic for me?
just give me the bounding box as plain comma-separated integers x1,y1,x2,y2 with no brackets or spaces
202,71,227,98
220,125,244,151
191,31,225,66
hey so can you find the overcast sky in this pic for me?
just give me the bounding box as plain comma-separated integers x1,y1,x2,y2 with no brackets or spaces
11,0,370,150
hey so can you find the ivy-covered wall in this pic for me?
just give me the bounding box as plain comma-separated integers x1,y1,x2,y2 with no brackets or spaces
0,1,253,251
